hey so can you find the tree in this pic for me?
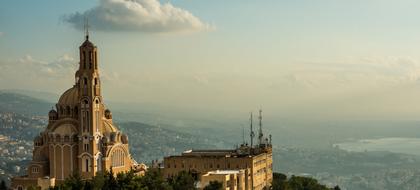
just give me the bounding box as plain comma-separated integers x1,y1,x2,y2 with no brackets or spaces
203,181,223,190
91,171,106,190
102,168,119,190
169,171,196,190
272,173,289,190
140,169,172,190
0,180,7,190
271,173,340,190
62,172,85,190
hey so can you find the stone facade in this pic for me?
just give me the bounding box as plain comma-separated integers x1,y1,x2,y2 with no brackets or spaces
199,170,246,190
11,34,143,190
163,110,273,190
163,145,273,190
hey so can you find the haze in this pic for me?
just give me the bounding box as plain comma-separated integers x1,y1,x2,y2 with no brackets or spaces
2,0,420,122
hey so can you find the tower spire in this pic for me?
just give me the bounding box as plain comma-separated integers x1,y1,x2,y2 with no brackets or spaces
84,17,89,40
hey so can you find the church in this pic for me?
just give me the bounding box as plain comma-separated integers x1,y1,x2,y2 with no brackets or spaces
11,32,145,190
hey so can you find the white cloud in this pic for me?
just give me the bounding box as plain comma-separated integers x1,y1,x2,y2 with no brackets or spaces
15,54,76,78
0,54,78,93
63,0,212,33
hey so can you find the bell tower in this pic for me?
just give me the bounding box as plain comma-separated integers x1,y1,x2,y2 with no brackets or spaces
75,23,104,177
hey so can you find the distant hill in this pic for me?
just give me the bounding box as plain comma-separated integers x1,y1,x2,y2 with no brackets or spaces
0,89,57,103
0,92,53,116
0,91,229,165
117,122,227,163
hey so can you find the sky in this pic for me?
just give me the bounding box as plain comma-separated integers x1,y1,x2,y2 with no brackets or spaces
2,0,420,121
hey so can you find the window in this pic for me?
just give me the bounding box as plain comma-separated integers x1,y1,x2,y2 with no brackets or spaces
95,111,99,132
83,52,86,69
89,51,92,69
95,52,98,69
96,154,102,172
74,107,78,118
111,149,125,167
85,158,90,172
84,77,88,85
95,78,98,85
32,167,39,174
17,186,23,190
82,111,86,132
87,111,90,132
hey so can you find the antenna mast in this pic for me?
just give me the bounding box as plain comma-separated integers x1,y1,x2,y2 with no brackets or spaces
258,109,263,145
242,126,245,145
250,112,254,148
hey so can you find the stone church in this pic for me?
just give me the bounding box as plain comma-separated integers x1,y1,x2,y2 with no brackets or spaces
11,33,145,190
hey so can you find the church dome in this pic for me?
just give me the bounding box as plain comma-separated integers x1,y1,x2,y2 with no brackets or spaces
58,87,79,106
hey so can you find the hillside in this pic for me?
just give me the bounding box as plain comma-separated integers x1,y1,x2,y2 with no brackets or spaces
0,91,52,116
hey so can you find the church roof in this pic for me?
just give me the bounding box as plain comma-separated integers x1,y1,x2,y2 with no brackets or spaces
58,87,79,106
80,39,95,48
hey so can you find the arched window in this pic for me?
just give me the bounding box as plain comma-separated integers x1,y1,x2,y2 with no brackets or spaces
74,106,78,118
84,77,88,85
89,51,92,69
83,51,86,69
96,153,102,172
94,78,98,85
95,111,99,132
111,149,125,167
82,111,90,132
95,52,98,69
56,135,61,143
82,157,90,172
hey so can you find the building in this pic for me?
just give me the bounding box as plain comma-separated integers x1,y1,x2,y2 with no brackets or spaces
163,110,273,190
11,32,145,190
198,170,246,190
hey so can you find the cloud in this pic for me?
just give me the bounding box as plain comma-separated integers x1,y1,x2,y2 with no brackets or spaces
0,54,78,93
63,0,212,33
15,54,76,78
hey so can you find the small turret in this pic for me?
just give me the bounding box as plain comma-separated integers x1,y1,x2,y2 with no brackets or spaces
48,108,58,121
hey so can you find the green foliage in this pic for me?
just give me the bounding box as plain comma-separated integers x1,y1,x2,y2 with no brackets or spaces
62,172,86,190
140,169,172,190
0,180,7,190
55,169,178,190
272,172,340,190
168,171,196,190
203,181,223,190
